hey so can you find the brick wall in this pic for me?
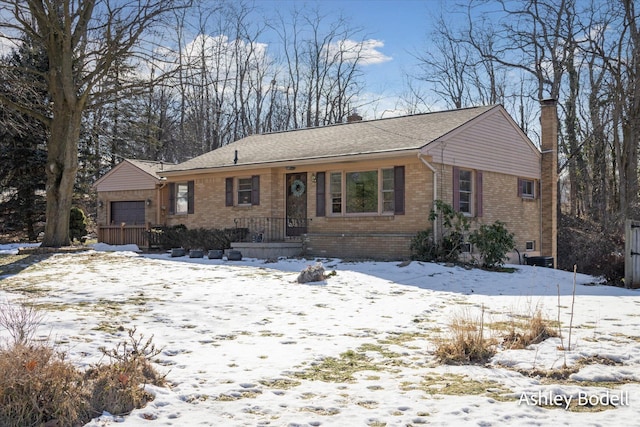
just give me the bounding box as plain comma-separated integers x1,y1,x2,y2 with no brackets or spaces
304,233,415,259
158,155,541,261
540,99,558,263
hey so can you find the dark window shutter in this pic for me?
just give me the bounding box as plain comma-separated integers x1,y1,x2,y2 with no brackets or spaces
251,175,260,205
316,172,326,217
452,166,460,211
187,180,195,214
517,178,523,197
168,183,176,215
476,171,483,217
225,178,234,206
394,166,405,215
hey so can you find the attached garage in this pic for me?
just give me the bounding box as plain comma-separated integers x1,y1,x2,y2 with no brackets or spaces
110,201,145,225
94,159,167,247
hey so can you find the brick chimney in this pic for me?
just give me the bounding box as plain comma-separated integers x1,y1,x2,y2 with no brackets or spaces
540,99,558,266
347,111,362,123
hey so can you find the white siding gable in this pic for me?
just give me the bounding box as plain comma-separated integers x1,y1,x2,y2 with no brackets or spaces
421,107,541,179
94,160,160,192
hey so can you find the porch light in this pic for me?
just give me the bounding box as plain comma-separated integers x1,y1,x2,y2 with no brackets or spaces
98,200,103,208
311,173,316,183
146,198,152,206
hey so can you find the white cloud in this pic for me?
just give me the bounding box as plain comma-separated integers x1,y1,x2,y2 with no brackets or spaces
327,38,392,66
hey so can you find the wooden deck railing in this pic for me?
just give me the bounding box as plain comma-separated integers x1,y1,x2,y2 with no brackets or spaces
97,224,149,248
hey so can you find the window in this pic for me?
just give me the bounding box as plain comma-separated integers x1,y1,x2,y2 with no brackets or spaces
237,178,253,205
330,172,342,214
169,181,194,215
225,176,260,206
458,169,472,214
346,170,378,213
453,167,482,217
519,178,535,199
176,183,189,214
323,167,403,216
382,168,395,212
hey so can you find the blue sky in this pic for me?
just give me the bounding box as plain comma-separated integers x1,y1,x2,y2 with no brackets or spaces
253,0,445,117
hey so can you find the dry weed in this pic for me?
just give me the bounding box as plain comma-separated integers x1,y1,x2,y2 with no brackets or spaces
0,299,165,424
86,327,165,416
435,307,497,364
502,310,557,349
0,343,89,427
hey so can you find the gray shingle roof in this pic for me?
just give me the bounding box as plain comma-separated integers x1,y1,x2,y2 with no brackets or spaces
127,159,170,178
163,105,498,174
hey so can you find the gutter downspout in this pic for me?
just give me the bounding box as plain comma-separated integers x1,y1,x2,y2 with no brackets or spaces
156,181,167,225
419,153,438,240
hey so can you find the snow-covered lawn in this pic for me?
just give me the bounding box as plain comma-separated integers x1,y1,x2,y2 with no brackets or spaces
1,246,640,426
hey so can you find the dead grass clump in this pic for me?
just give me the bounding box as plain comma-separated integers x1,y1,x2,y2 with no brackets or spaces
86,328,165,416
0,299,166,425
502,311,558,349
435,308,496,365
0,343,90,427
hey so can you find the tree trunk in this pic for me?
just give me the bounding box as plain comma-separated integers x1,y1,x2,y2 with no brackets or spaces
42,105,81,247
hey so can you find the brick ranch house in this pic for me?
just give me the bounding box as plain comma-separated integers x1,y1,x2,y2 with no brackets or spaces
95,102,558,262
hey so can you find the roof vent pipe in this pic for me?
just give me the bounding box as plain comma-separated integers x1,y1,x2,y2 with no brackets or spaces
234,150,238,164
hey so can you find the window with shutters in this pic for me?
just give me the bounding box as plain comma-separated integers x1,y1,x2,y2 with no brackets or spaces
176,183,189,214
453,167,482,217
225,175,260,206
237,178,253,205
323,166,404,216
169,181,194,215
458,169,472,214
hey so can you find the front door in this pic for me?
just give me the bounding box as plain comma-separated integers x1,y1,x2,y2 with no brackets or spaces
286,173,308,237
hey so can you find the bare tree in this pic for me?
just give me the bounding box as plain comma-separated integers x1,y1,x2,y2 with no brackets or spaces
0,0,188,247
273,5,366,129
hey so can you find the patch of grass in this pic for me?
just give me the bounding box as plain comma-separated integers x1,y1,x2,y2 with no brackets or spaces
401,373,512,400
214,390,261,401
358,343,402,359
300,406,340,416
356,400,378,408
293,349,381,383
258,378,301,389
509,355,633,387
435,308,496,365
378,332,432,346
501,311,558,349
259,330,284,337
0,254,33,277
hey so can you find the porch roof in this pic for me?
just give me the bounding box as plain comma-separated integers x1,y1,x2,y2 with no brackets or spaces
161,105,498,175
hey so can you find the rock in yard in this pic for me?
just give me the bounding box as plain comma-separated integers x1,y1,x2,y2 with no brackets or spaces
297,263,326,283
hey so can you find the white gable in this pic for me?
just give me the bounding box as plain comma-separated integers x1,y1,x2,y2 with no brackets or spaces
94,160,160,192
422,107,541,179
